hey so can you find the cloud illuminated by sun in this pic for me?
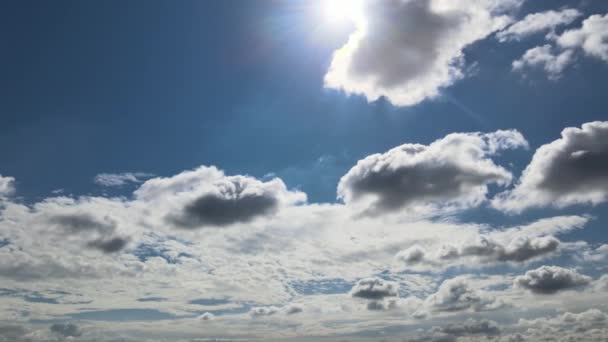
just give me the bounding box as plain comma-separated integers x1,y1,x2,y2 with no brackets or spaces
321,0,364,24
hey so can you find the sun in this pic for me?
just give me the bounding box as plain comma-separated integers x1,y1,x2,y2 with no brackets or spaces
322,0,363,24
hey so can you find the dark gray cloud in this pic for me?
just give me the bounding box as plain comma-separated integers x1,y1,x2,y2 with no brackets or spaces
338,131,526,216
515,265,591,294
87,237,129,254
494,121,608,212
350,277,398,300
50,322,82,337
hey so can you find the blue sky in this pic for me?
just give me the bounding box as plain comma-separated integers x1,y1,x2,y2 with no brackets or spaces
1,0,608,341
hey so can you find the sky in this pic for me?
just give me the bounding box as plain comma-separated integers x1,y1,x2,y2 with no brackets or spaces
1,0,608,341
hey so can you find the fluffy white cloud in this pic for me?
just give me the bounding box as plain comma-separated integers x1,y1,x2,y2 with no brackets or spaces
324,0,519,106
497,8,581,42
512,44,575,80
514,265,592,294
517,309,608,341
557,14,608,62
338,130,527,216
493,121,608,212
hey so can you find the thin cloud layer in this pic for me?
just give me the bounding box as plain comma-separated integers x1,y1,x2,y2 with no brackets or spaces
338,130,527,216
324,0,519,106
493,121,608,212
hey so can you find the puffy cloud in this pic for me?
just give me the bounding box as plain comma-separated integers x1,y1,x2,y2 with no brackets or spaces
497,8,582,42
493,121,608,212
48,213,116,235
284,303,304,315
350,277,399,300
557,14,608,62
396,245,427,265
136,166,306,229
324,0,519,106
424,277,502,312
0,175,15,196
86,237,130,253
583,244,608,263
407,319,501,341
249,306,280,318
514,265,591,294
512,44,575,80
338,130,527,216
94,172,154,187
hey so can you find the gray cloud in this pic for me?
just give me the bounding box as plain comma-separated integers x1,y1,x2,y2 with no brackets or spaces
87,237,130,254
515,265,591,294
170,191,278,229
350,277,398,300
324,0,520,106
50,323,82,338
339,130,527,216
494,121,608,212
407,319,501,341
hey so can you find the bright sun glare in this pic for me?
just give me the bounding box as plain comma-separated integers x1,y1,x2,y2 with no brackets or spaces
322,0,363,23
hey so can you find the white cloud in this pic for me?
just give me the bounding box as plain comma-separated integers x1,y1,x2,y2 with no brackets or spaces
557,14,608,62
493,121,608,213
338,130,527,216
424,276,503,313
512,44,575,80
324,0,520,106
497,8,582,42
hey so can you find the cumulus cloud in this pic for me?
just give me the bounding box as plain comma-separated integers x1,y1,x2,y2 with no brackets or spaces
493,121,608,212
424,277,502,312
0,175,15,196
86,236,130,253
515,265,591,294
94,172,154,187
557,14,608,62
338,130,527,216
497,8,582,42
350,277,399,300
135,166,306,229
512,44,575,80
407,319,501,341
47,213,129,253
324,0,519,106
517,309,608,341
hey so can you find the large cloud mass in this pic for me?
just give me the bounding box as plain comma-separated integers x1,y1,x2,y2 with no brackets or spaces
324,0,519,106
493,121,608,212
338,130,527,215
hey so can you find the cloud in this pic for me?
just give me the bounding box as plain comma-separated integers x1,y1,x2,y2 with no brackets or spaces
424,276,502,312
50,323,82,338
497,8,582,42
324,0,519,106
515,265,591,294
512,44,575,80
338,130,527,216
517,309,608,341
395,245,427,265
48,213,116,235
135,166,306,229
284,303,304,315
197,312,215,321
87,237,130,253
249,306,279,318
0,175,15,196
407,319,501,341
350,277,399,300
94,172,154,187
557,14,608,62
493,121,608,212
